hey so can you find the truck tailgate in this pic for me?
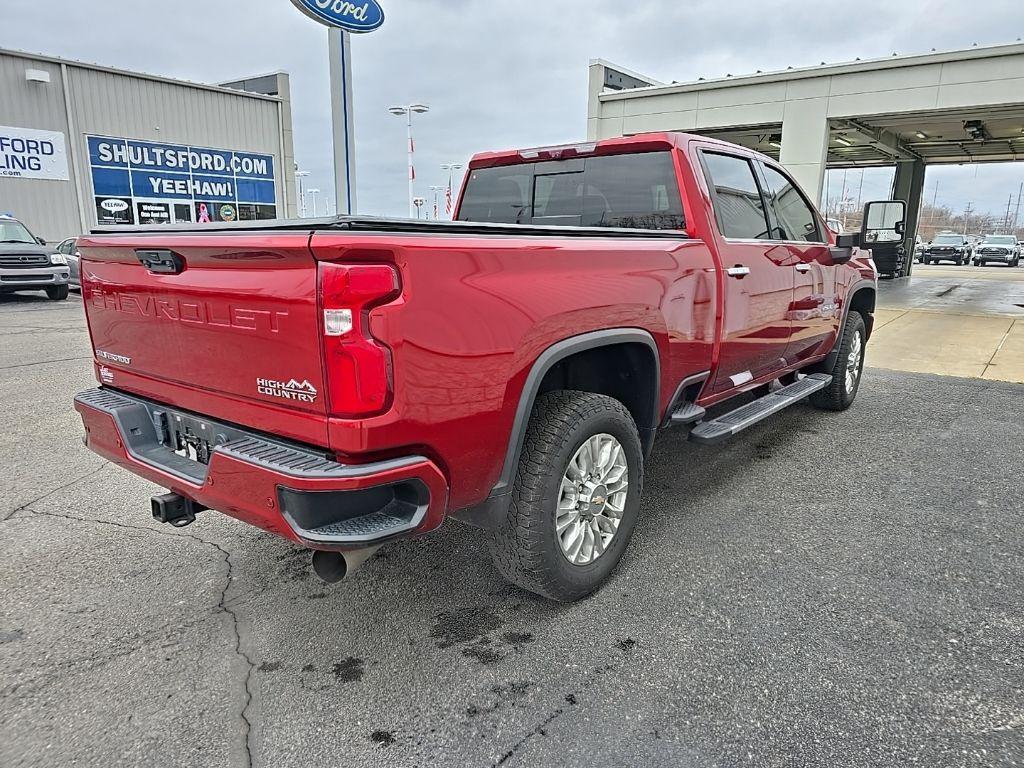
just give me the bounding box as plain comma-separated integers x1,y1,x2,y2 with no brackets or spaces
79,233,331,447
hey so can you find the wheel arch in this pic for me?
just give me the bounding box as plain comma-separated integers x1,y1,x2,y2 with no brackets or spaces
818,281,875,375
452,328,660,529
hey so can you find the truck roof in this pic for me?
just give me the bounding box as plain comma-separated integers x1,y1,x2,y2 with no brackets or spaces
467,131,757,169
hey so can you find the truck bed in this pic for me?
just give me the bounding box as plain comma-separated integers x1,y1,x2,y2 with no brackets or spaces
92,214,689,240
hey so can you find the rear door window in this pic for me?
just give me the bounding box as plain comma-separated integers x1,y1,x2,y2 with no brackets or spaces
455,168,533,224
701,153,770,240
457,152,685,230
759,164,823,243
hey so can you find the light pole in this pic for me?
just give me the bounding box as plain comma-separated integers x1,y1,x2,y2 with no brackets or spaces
388,104,430,218
308,189,321,218
441,163,464,220
295,169,311,217
429,186,445,220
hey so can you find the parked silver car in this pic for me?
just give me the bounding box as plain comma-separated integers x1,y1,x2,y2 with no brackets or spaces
56,237,81,289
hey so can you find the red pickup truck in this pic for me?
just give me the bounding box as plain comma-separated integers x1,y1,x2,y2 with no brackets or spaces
74,132,901,602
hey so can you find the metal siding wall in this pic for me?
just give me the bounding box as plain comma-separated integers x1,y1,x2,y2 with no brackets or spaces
0,53,83,242
66,66,281,150
65,65,287,228
1,51,288,238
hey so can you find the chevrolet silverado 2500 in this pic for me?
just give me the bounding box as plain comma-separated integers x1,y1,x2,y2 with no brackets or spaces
74,133,898,601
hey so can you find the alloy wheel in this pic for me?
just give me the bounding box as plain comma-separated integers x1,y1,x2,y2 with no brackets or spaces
556,434,629,566
846,330,864,394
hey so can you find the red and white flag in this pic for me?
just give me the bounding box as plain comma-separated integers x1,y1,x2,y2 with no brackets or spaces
445,180,453,218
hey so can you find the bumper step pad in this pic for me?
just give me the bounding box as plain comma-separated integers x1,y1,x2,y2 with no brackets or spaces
670,402,707,426
306,512,412,541
689,374,832,445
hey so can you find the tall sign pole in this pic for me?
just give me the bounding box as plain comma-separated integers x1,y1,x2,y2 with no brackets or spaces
289,0,385,217
328,29,357,214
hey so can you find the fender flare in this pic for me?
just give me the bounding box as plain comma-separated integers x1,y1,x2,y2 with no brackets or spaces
822,281,876,372
453,328,660,529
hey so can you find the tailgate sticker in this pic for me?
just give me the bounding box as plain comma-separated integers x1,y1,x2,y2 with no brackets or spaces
256,377,319,404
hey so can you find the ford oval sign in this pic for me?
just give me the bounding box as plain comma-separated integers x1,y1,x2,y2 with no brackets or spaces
289,0,385,32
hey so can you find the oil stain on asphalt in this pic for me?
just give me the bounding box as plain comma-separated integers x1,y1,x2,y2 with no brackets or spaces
331,657,365,683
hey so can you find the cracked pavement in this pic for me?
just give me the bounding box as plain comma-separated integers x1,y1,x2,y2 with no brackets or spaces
1,291,1023,767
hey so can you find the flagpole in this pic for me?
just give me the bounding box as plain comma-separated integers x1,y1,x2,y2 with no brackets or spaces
441,162,464,220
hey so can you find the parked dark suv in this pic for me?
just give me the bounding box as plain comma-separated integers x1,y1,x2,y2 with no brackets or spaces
919,234,972,265
0,216,71,300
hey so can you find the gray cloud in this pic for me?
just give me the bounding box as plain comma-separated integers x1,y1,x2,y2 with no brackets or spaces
4,1,1023,219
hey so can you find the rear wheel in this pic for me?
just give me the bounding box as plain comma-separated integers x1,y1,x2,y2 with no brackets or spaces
45,285,69,301
810,312,866,412
488,391,643,602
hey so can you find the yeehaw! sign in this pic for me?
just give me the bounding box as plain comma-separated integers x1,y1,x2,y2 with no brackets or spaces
289,0,384,32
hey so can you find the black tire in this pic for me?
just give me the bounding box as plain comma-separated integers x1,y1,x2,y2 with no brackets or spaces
45,285,69,301
810,312,866,412
488,391,643,602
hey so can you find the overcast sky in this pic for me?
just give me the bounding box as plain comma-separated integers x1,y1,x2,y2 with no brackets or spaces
5,1,1024,221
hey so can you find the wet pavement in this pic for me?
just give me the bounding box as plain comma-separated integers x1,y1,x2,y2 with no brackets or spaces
882,264,1024,316
3,291,1023,768
869,265,1024,383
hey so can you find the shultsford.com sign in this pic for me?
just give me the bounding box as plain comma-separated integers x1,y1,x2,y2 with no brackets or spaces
87,135,278,225
289,0,385,32
0,125,70,180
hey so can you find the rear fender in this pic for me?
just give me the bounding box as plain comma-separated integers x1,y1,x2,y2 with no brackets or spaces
453,328,660,529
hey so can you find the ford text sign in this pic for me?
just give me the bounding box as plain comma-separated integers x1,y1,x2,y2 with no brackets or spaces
289,0,385,32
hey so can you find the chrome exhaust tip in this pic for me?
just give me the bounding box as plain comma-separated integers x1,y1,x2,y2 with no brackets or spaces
311,546,382,584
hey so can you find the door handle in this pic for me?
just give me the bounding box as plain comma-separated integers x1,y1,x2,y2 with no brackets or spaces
795,263,812,273
726,266,751,278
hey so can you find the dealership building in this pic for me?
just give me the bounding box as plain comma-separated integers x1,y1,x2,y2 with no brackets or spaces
0,48,298,242
587,43,1024,275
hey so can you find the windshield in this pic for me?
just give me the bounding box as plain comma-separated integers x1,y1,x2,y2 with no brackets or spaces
0,219,37,244
932,235,963,245
983,236,1016,245
457,151,686,230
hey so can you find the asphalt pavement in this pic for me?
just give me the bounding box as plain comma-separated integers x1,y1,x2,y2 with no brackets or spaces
2,291,1022,768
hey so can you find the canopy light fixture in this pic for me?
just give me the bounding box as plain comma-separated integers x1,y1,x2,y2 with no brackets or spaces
915,131,928,140
834,136,853,147
963,120,990,141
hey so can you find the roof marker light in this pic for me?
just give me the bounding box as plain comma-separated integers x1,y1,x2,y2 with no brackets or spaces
518,142,598,161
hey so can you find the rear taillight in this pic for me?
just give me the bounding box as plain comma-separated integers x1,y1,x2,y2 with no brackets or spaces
319,262,401,418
